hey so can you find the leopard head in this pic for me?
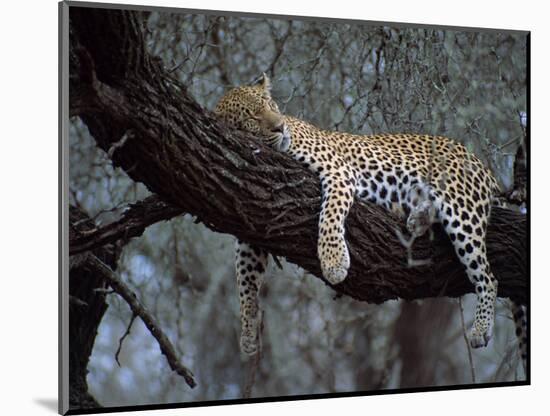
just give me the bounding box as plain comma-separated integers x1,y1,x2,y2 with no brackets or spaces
215,73,291,152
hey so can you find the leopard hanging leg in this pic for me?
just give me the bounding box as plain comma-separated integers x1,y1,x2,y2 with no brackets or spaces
235,241,268,355
288,148,357,285
440,201,497,348
315,161,357,284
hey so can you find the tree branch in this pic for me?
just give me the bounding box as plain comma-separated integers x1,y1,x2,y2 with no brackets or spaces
78,252,197,388
70,195,184,256
69,7,527,306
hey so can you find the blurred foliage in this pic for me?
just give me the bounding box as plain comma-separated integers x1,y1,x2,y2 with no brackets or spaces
69,10,527,406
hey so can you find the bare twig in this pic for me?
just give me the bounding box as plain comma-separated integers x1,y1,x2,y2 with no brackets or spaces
394,228,432,268
69,295,89,308
93,288,116,295
115,313,137,367
107,131,131,158
82,253,197,388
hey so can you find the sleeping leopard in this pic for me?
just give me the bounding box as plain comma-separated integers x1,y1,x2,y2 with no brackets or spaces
214,74,527,369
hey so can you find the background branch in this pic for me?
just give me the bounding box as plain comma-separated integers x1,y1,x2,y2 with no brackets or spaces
80,252,197,388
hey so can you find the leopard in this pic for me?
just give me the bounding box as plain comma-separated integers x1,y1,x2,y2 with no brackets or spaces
214,74,527,370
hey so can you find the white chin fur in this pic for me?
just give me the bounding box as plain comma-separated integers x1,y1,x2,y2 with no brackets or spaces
277,134,291,152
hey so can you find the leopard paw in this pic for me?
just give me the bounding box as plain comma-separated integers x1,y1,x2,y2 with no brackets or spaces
319,236,350,285
323,264,349,285
469,322,493,348
240,331,259,355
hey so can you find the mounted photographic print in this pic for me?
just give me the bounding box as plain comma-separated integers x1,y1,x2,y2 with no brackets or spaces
59,1,529,414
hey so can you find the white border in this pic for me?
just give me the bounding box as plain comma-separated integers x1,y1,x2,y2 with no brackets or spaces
2,0,548,415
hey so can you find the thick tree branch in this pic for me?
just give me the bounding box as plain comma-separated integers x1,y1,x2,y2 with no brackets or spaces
70,195,184,255
69,8,527,306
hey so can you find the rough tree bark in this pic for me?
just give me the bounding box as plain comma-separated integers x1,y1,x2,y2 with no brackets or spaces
69,195,183,256
68,7,527,306
69,206,120,409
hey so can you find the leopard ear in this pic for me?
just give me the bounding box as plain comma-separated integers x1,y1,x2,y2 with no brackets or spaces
260,72,272,95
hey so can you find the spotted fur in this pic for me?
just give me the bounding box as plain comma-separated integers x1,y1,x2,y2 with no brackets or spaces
234,241,267,355
215,74,506,356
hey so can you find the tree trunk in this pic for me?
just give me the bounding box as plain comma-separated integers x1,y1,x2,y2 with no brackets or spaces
68,6,527,314
69,206,122,409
